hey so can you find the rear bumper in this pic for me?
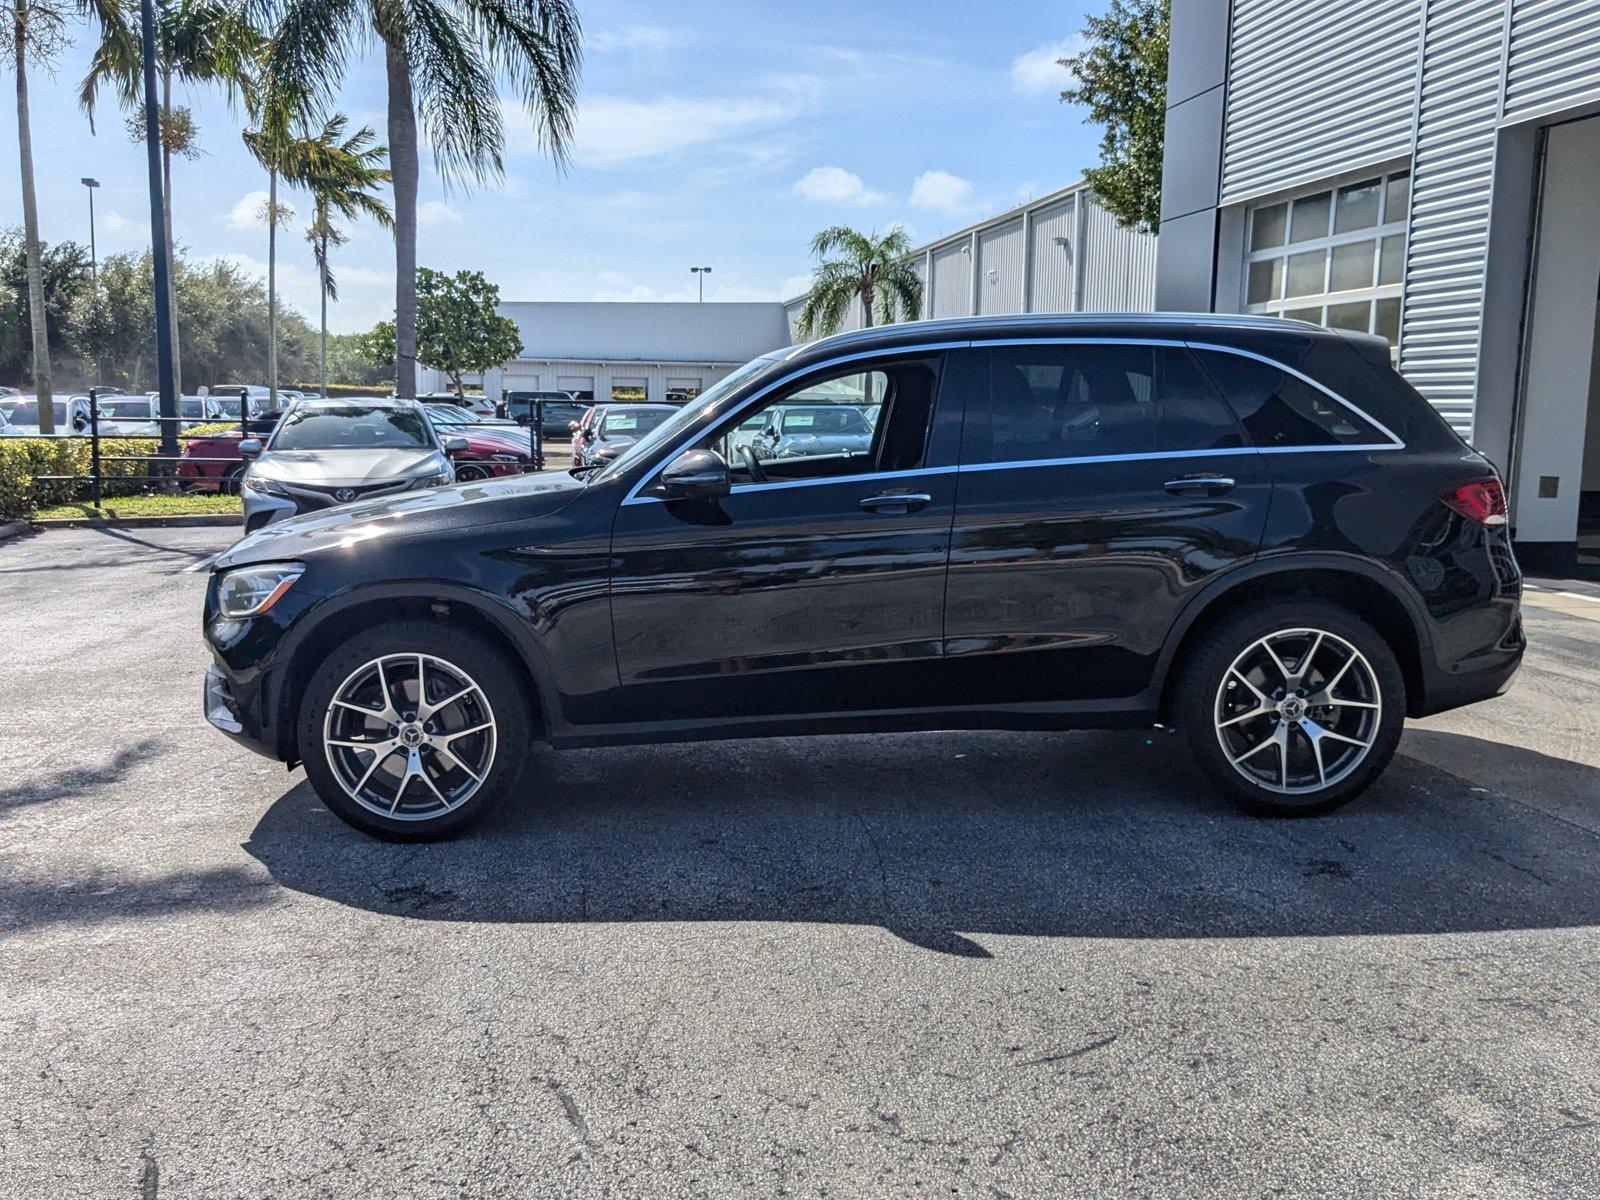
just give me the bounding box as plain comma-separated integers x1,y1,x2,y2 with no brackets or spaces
1414,611,1525,717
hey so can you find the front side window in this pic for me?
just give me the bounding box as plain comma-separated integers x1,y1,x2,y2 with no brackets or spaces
700,357,941,485
271,406,434,450
964,343,1244,465
1243,169,1409,358
1192,349,1388,448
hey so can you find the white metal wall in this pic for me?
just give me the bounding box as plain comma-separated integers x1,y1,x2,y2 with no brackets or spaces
1080,201,1159,313
1028,196,1080,313
976,218,1026,315
929,243,971,317
1221,0,1423,205
1503,0,1600,121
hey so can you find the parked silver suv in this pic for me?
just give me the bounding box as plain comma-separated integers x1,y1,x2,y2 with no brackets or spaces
240,397,464,534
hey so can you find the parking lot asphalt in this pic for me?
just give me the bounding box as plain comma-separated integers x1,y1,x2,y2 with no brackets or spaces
2,526,1598,1198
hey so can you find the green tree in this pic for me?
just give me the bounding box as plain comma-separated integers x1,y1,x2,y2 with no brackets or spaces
0,230,93,383
80,0,264,390
264,0,581,400
360,268,522,395
3,0,69,429
323,331,393,388
1060,0,1169,233
794,226,923,340
301,115,391,398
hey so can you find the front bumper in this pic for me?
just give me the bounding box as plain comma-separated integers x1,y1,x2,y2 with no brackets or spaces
204,662,279,758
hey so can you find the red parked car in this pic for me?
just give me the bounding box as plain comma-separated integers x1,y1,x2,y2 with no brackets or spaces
177,421,281,493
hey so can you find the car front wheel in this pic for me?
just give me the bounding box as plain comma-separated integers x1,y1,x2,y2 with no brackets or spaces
1176,600,1406,817
297,622,533,840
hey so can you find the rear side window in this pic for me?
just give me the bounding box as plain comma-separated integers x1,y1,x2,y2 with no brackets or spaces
966,343,1244,464
1192,348,1391,448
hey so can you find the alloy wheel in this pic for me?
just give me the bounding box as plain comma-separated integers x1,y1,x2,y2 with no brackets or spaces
1213,627,1381,795
322,653,497,821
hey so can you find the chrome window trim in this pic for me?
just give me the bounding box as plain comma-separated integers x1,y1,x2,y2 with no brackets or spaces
617,334,1404,508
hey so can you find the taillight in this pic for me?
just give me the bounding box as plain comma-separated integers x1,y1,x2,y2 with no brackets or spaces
1439,478,1508,527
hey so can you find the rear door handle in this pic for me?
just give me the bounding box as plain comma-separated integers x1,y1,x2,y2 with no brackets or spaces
1163,475,1236,496
860,491,932,514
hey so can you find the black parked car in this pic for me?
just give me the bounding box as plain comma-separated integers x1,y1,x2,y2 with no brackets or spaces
202,314,1523,840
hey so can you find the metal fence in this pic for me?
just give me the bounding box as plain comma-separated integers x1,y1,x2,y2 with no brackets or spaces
24,388,555,512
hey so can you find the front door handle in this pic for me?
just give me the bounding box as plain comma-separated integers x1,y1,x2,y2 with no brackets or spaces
860,491,932,514
1163,474,1236,496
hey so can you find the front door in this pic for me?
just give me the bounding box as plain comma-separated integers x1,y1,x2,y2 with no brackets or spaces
942,340,1271,704
608,352,962,724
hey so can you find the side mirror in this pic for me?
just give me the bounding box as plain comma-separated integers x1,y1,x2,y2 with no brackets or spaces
239,438,262,459
443,436,470,454
659,448,730,501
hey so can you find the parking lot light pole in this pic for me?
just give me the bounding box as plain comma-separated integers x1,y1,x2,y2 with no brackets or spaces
139,0,179,464
81,179,100,284
691,266,712,302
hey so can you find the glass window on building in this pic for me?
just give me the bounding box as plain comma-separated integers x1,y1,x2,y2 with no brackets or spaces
611,377,648,403
666,377,703,404
1242,169,1410,360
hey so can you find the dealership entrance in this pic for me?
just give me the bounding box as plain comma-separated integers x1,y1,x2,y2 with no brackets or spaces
1510,114,1600,574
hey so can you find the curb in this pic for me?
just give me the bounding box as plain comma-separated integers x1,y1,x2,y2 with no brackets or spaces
0,520,28,542
32,515,243,530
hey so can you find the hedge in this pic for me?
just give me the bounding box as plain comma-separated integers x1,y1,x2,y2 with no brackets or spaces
0,437,163,521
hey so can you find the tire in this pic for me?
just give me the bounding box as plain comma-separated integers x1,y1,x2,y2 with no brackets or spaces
454,464,489,482
221,463,246,496
1175,600,1406,817
297,621,534,841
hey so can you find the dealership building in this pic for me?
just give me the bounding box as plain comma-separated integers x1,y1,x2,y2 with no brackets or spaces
1158,0,1600,567
782,179,1156,333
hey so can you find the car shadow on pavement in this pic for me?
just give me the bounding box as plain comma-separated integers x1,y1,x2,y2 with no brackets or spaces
243,727,1600,956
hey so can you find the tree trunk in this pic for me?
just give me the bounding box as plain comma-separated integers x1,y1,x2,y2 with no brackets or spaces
319,231,329,398
859,276,875,330
267,168,278,408
161,66,181,394
13,7,53,434
385,35,419,399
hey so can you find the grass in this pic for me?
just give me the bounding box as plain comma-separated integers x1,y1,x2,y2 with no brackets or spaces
34,492,243,521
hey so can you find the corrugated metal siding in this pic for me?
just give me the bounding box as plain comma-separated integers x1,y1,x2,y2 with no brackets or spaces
1079,202,1159,312
976,218,1026,315
1221,0,1423,204
1396,0,1509,437
1503,0,1600,121
930,243,972,318
1028,197,1078,313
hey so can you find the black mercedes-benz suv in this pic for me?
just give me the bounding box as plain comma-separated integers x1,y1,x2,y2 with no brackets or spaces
202,315,1523,840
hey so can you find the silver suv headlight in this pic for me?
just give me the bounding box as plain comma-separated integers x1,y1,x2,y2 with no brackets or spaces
410,470,453,489
243,474,291,497
216,562,305,618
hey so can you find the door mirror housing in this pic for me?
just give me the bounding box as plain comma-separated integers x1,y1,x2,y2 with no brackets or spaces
443,436,470,455
659,448,731,501
238,438,262,459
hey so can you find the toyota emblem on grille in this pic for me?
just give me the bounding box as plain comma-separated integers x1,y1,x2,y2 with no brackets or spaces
334,488,356,503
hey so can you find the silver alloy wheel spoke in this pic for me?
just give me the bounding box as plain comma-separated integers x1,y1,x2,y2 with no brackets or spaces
323,652,498,822
1213,626,1380,796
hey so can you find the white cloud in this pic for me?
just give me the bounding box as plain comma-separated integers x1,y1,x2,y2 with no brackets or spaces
909,170,977,215
208,252,395,333
792,166,886,207
1010,36,1081,95
590,25,689,55
779,273,812,300
511,78,820,168
418,200,462,226
101,210,142,238
224,190,271,231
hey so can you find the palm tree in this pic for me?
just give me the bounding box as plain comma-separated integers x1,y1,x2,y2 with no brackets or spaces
247,104,391,406
302,117,392,396
796,226,923,340
80,0,263,393
265,0,581,399
4,0,67,433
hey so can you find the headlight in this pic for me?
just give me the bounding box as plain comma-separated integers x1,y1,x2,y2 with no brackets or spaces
489,453,520,462
243,474,290,497
216,562,304,618
410,471,452,489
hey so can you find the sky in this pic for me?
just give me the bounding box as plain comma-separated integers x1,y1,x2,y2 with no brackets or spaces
0,0,1101,335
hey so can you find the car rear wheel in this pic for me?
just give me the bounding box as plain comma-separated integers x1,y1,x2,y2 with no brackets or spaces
298,622,534,840
453,463,490,482
1176,600,1405,817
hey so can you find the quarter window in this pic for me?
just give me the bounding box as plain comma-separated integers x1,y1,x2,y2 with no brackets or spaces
1243,169,1410,359
1192,350,1388,448
965,344,1244,465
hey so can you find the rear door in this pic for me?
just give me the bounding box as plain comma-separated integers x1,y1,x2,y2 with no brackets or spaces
943,340,1271,703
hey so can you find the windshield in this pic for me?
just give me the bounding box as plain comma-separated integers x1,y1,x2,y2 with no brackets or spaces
98,399,155,420
270,405,435,451
602,408,672,436
590,355,779,485
4,400,62,424
425,405,471,426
